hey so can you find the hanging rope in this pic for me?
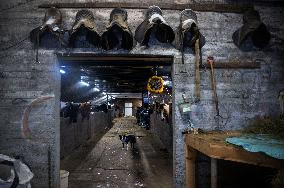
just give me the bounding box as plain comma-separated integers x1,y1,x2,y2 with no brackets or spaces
35,31,40,63
194,39,201,102
0,36,29,51
208,56,220,117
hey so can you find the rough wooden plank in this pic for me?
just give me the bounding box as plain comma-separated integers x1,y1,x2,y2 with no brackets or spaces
185,132,284,170
59,56,172,62
211,158,218,188
38,2,253,13
57,53,174,66
57,53,173,59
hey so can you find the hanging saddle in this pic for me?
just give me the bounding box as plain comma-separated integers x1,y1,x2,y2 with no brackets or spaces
69,9,101,48
232,9,270,49
101,8,134,50
30,7,65,48
135,5,175,46
175,9,206,50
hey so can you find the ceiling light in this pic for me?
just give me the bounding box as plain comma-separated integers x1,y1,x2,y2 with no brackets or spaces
92,88,100,92
60,69,66,74
80,81,89,86
164,80,171,86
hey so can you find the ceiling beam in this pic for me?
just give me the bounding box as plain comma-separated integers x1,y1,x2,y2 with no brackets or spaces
57,53,172,60
58,54,173,68
108,93,142,99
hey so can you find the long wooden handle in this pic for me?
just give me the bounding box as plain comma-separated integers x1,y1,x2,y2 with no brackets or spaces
209,62,220,116
194,39,201,101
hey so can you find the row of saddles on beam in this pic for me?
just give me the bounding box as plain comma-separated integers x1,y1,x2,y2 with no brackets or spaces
31,5,271,51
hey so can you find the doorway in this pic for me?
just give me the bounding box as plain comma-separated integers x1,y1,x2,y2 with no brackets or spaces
58,54,174,187
125,102,133,116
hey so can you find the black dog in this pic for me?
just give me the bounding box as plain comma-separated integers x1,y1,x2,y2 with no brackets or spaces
119,134,136,149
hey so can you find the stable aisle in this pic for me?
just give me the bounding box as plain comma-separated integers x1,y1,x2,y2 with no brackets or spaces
63,117,173,188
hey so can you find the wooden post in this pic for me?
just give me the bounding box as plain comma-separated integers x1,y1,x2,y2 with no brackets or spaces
211,158,218,188
185,145,197,188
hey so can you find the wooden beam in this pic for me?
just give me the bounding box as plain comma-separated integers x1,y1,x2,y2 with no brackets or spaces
211,158,218,188
57,53,173,57
57,53,172,60
200,60,261,69
185,145,197,188
38,2,253,13
57,54,173,66
60,56,172,62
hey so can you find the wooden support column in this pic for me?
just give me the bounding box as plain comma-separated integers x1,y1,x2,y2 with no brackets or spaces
185,145,197,188
211,158,218,188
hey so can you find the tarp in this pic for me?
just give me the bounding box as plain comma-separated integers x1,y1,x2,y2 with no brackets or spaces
0,154,34,188
226,134,284,160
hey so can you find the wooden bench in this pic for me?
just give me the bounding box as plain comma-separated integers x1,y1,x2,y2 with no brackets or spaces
185,131,284,188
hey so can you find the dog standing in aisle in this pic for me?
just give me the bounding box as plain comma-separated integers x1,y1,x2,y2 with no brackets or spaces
119,134,136,150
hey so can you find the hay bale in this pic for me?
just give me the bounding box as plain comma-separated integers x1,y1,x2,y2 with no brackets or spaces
243,116,284,139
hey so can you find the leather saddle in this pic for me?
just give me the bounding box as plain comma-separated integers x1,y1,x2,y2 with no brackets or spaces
101,8,134,50
135,5,175,46
232,9,270,49
175,9,206,51
30,7,65,48
69,9,101,48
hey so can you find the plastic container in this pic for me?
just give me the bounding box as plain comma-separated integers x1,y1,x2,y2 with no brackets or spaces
60,170,69,188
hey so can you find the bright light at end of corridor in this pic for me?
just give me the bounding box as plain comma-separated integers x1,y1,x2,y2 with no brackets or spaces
60,69,66,74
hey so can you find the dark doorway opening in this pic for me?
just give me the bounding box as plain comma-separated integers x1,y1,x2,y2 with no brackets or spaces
58,54,174,188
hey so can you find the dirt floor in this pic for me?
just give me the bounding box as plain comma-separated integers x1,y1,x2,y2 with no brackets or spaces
61,117,173,188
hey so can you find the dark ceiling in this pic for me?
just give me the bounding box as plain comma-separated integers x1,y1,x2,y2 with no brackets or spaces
59,54,172,102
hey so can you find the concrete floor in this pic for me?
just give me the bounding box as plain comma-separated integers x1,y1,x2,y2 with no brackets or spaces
61,117,173,188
